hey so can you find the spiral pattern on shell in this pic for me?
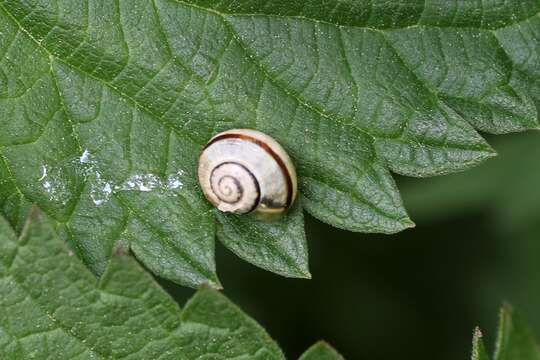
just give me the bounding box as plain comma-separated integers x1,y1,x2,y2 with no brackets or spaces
210,162,260,213
198,129,297,215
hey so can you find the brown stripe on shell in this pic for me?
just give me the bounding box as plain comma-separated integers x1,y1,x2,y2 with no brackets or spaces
203,132,294,209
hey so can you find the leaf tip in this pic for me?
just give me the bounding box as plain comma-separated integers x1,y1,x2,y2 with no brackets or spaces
484,146,498,158
378,217,417,234
281,267,312,280
400,217,416,229
472,327,488,360
311,340,337,351
473,327,483,340
204,278,223,290
470,146,498,169
528,117,540,130
298,270,312,279
287,260,312,279
300,340,345,360
500,302,514,318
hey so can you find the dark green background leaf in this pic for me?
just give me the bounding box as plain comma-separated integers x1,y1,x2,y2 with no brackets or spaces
494,305,540,360
0,0,538,285
472,305,540,360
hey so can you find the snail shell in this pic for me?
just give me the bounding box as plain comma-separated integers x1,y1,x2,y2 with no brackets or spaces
198,129,297,215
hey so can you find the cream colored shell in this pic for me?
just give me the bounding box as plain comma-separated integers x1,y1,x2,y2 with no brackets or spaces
198,129,297,215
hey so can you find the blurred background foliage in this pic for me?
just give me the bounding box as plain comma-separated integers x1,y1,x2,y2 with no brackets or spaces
161,131,540,360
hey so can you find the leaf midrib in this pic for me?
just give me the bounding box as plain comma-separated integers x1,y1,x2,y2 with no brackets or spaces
172,0,540,31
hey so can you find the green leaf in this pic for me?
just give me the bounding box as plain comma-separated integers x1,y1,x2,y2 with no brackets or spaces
178,289,285,359
472,328,491,360
472,305,540,360
494,304,540,360
0,0,538,285
299,341,345,360
216,199,310,278
0,210,341,359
